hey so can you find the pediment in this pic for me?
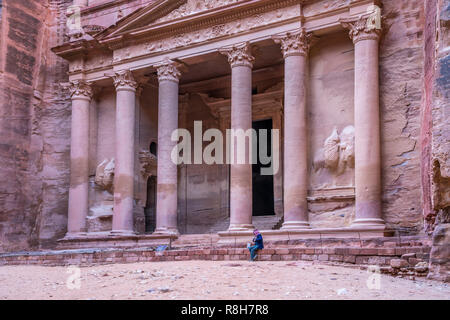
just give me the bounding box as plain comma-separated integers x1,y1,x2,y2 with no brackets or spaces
96,0,246,41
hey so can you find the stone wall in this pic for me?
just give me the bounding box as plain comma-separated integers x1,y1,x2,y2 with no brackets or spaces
0,0,72,252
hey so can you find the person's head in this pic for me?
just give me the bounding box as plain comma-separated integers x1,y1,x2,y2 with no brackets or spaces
253,229,260,236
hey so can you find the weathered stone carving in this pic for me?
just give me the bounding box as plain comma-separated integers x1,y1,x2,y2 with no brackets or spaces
63,80,93,99
155,60,183,83
139,150,158,180
113,4,300,64
94,158,115,193
219,42,255,68
340,13,382,44
83,25,106,36
272,28,316,57
315,126,355,175
111,70,139,90
155,0,241,24
339,126,355,170
324,128,341,170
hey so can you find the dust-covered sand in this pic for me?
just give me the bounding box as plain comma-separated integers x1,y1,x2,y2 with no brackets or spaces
0,260,449,300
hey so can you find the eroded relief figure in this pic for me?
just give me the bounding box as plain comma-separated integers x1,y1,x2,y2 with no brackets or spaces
324,127,340,170
315,125,355,177
94,158,115,193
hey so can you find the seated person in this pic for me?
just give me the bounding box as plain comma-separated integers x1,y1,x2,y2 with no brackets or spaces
248,229,264,261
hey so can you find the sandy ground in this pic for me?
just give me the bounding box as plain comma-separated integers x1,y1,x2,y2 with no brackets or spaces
0,260,449,300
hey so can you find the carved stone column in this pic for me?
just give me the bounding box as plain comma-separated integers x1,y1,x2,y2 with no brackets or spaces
220,42,255,231
111,70,138,235
66,80,93,237
273,29,314,230
154,60,183,235
341,15,384,227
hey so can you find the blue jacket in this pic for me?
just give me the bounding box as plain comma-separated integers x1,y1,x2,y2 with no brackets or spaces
253,234,264,249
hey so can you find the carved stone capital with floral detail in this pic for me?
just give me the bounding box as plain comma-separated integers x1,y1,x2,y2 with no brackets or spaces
340,13,383,44
111,70,139,91
272,28,317,58
63,80,93,101
155,60,183,83
219,42,255,68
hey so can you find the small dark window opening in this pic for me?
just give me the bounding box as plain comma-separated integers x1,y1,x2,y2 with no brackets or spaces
150,142,157,156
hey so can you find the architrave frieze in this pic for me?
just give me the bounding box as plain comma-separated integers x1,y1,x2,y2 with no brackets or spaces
111,2,302,65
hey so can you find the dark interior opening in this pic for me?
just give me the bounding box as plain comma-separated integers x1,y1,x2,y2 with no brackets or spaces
144,176,157,233
252,119,275,216
150,142,157,156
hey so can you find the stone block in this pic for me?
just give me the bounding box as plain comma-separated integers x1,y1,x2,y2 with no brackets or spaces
367,256,386,265
355,256,369,264
384,242,397,248
348,248,361,255
335,248,348,255
401,252,416,259
343,255,356,264
390,259,409,268
395,248,407,255
281,254,294,261
318,254,329,261
408,258,422,266
259,255,272,261
329,255,344,262
378,248,396,256
360,248,379,256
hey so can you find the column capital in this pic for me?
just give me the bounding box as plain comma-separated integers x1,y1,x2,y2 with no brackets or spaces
63,80,93,101
340,13,383,44
272,28,317,58
219,42,255,68
155,60,183,83
111,70,139,91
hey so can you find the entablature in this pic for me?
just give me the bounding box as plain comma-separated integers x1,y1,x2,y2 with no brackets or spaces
53,0,382,83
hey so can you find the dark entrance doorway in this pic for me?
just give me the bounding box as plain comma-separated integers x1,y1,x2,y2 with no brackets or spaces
252,119,275,216
144,176,157,233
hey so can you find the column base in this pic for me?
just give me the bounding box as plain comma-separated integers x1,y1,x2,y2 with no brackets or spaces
64,232,87,239
228,224,255,232
351,218,385,228
109,230,137,236
153,227,179,236
281,221,311,230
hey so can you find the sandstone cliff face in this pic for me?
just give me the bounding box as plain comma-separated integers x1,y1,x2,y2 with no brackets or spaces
379,0,426,233
426,0,450,282
0,0,72,251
